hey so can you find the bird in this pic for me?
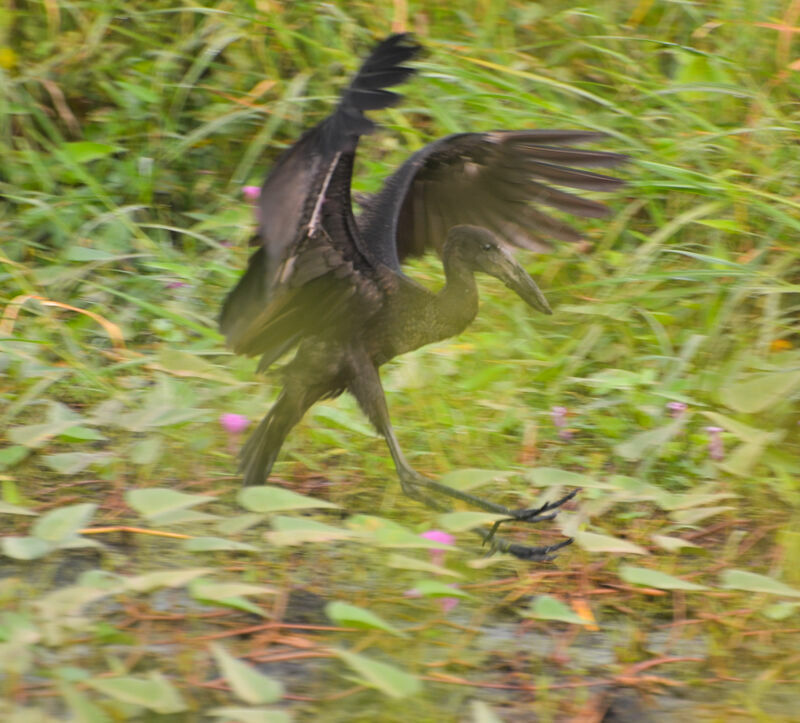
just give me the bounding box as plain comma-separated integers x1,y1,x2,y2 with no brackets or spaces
220,34,626,560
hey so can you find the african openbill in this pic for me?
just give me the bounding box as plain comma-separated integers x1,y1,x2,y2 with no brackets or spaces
220,34,626,560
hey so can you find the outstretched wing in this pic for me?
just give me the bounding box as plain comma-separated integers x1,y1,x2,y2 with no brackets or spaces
220,34,420,367
357,130,627,269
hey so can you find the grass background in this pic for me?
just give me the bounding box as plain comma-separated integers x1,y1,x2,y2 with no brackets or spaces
1,0,800,720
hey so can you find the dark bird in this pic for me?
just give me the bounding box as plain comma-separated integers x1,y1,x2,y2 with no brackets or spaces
220,34,626,559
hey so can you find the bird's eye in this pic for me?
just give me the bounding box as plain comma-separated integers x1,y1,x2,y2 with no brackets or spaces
482,243,493,251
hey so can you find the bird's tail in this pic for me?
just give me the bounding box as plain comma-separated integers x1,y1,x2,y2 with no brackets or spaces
320,33,420,150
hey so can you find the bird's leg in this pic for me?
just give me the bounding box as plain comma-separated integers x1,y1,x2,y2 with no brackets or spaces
240,381,327,486
345,349,574,557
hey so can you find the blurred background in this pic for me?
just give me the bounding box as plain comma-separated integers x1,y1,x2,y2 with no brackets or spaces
1,1,799,720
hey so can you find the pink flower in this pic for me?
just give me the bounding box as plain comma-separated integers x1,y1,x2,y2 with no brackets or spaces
242,185,261,201
667,401,688,418
421,530,455,567
705,426,724,461
220,413,250,435
551,406,572,440
438,596,460,613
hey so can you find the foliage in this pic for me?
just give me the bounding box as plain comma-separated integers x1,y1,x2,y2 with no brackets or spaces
1,0,800,719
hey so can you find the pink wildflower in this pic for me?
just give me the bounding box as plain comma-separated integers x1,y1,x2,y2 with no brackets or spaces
705,426,724,461
220,413,250,434
551,406,572,440
667,401,688,418
421,529,455,567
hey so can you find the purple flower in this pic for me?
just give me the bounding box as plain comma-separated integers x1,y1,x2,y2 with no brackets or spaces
242,185,261,201
166,281,188,289
421,529,455,567
220,413,250,435
667,401,688,418
551,406,572,440
705,426,724,461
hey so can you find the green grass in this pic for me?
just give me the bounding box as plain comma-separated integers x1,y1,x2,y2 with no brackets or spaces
2,1,800,720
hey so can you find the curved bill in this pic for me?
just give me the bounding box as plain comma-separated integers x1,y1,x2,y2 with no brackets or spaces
501,261,552,315
485,248,552,315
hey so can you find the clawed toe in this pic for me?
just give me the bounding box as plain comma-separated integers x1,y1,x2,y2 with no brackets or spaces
484,488,580,544
515,488,580,521
503,537,574,562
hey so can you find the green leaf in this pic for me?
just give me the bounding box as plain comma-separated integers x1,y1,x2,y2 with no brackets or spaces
347,515,446,549
471,700,505,723
387,553,462,577
2,536,52,560
694,219,745,232
0,445,30,470
669,507,733,525
42,452,111,475
313,405,379,437
125,488,213,518
615,419,684,461
157,349,237,383
146,509,220,525
65,246,119,262
57,425,107,442
527,467,600,488
521,595,593,625
761,602,799,621
183,537,258,553
333,649,421,698
238,485,338,513
719,570,800,598
650,535,702,552
437,510,506,532
209,643,283,704
130,437,163,466
573,531,648,555
325,601,405,637
190,580,274,616
58,680,113,723
438,468,509,491
267,516,355,545
701,412,771,443
619,565,708,591
88,672,186,714
719,370,800,414
7,404,85,447
124,568,210,593
407,580,471,599
217,513,265,535
0,501,36,516
62,141,121,164
32,503,96,542
207,707,292,723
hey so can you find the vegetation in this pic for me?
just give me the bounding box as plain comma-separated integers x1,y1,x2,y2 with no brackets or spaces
1,0,799,720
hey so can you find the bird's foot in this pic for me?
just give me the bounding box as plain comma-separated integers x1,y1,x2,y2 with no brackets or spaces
513,488,580,522
483,488,580,544
397,467,577,562
493,536,574,562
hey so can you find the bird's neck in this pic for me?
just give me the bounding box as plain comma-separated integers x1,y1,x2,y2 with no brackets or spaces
439,253,479,331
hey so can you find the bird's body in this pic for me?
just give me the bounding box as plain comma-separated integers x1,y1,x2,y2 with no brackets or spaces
221,34,626,559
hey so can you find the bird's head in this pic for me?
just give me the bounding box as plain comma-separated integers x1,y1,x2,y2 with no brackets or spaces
445,225,552,315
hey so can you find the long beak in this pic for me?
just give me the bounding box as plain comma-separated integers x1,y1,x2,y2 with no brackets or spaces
492,253,552,315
